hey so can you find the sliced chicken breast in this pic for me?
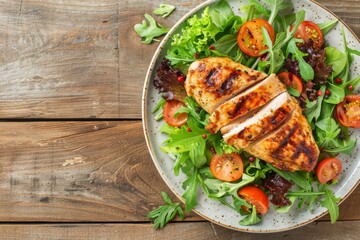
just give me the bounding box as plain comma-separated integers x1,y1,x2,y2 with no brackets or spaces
206,74,286,134
222,92,294,149
185,57,267,114
244,99,319,172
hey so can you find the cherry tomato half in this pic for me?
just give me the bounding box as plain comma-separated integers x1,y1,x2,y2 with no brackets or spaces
316,158,342,184
237,18,275,57
163,100,188,127
294,21,323,49
238,186,269,215
335,95,360,128
210,153,244,182
277,72,304,93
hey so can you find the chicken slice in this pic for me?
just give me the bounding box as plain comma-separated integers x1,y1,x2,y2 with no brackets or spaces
244,99,319,172
206,74,286,134
185,57,267,114
222,92,294,149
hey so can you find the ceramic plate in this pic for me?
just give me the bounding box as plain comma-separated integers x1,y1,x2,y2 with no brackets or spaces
142,0,360,232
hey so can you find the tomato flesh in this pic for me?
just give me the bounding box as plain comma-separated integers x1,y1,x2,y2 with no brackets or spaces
238,186,269,215
163,100,188,127
335,95,360,128
210,153,243,182
277,72,303,93
237,18,275,57
294,21,323,49
316,158,342,184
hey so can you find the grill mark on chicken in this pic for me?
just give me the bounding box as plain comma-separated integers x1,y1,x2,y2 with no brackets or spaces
230,89,267,118
290,139,317,166
205,68,218,87
271,122,299,159
237,106,292,141
219,71,239,95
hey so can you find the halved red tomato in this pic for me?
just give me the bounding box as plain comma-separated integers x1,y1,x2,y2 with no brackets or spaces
238,186,269,215
335,95,360,128
237,18,275,57
163,100,188,127
316,158,342,184
294,21,323,49
277,72,303,93
210,153,243,182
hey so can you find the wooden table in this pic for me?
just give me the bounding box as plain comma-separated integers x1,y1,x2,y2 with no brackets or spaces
0,0,359,239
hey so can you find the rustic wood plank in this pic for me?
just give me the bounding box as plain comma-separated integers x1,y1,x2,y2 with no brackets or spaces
0,0,119,118
0,221,360,240
119,0,204,118
0,121,358,222
0,121,199,221
0,0,359,119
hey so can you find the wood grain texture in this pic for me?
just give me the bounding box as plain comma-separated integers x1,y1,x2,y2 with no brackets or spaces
0,121,199,221
1,221,360,240
1,0,359,119
0,121,358,222
0,0,119,119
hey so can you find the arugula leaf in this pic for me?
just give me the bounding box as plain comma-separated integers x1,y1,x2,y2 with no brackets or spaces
209,0,234,30
154,4,176,18
339,26,351,82
259,0,292,25
204,174,255,198
320,188,340,224
318,19,338,35
173,152,189,176
287,191,325,197
343,75,360,95
314,117,356,155
147,192,184,229
287,86,301,97
241,0,270,22
324,83,344,104
182,169,200,212
239,206,261,226
275,196,296,213
152,98,166,121
304,85,326,124
286,38,314,81
134,14,169,44
267,164,311,191
325,47,347,77
245,158,271,180
211,34,243,62
320,101,335,119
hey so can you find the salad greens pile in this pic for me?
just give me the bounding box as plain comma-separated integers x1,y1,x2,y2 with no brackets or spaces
147,0,360,229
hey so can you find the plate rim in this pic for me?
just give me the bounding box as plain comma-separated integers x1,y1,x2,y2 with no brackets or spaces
141,0,360,233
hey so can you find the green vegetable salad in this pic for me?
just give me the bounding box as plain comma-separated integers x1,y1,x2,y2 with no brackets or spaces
147,0,360,229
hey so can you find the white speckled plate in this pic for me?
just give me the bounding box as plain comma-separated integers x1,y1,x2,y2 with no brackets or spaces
142,0,360,232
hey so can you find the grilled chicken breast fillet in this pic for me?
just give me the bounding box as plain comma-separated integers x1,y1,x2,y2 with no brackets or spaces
223,92,294,149
185,57,267,114
206,74,286,134
244,98,320,172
